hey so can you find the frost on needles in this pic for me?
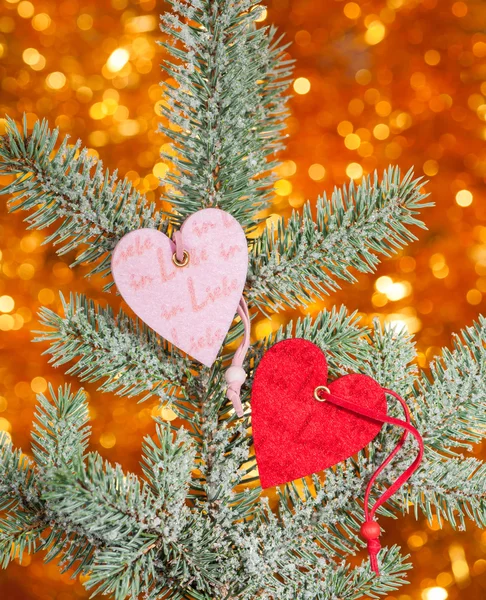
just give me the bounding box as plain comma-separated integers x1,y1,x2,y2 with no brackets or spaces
1,1,485,599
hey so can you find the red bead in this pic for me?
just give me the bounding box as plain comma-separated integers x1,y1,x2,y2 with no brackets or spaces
361,521,381,540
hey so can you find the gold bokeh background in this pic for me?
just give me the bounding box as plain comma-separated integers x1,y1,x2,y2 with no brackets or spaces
1,0,486,598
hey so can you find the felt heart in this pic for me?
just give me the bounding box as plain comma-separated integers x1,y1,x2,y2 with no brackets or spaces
111,208,248,367
251,338,387,489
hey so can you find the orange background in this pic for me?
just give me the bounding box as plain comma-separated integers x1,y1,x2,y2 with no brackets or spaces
0,0,486,599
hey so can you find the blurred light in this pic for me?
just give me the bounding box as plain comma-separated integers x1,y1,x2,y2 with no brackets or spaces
106,48,130,72
17,1,34,18
344,133,361,149
278,160,297,177
387,281,412,301
372,292,388,307
449,544,470,584
31,377,47,394
355,69,372,85
422,588,448,600
436,572,453,587
20,234,39,252
455,189,473,207
375,100,392,116
295,30,311,46
118,120,140,136
46,72,66,90
376,276,393,293
375,276,411,301
308,163,326,181
90,102,107,120
0,296,14,313
423,160,439,176
160,406,177,421
0,418,12,433
38,288,55,304
386,314,422,334
153,162,169,178
408,531,428,549
348,98,364,115
373,124,390,140
31,13,51,31
346,162,363,179
255,318,273,339
274,179,292,196
473,42,486,58
125,15,158,33
338,120,354,136
344,2,361,19
99,432,117,448
0,315,14,331
77,14,93,31
289,193,305,208
254,6,267,22
365,21,386,45
18,263,35,279
293,77,311,95
473,559,486,576
430,253,449,279
22,48,40,65
400,256,416,272
466,289,482,305
76,86,93,102
427,515,441,531
451,2,468,17
424,50,441,66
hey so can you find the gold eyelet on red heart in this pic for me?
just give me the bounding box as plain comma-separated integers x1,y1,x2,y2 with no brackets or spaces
172,250,190,268
314,386,330,402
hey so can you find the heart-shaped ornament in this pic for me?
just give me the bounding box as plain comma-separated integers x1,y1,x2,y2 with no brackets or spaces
111,208,248,367
251,338,387,489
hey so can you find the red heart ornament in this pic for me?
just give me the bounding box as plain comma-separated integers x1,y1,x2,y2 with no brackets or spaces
252,338,387,489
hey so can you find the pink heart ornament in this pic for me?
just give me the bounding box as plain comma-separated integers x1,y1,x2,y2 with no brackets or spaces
111,208,248,367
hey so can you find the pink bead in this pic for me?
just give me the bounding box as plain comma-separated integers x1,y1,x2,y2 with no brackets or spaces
225,366,247,385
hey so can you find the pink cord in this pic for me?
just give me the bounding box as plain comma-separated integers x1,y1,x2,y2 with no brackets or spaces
225,297,251,417
316,386,424,575
172,230,184,263
172,228,250,417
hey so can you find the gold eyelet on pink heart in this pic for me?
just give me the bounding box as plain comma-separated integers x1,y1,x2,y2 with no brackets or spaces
172,250,190,268
314,386,330,402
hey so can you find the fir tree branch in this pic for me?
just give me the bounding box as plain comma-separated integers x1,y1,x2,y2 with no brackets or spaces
248,167,431,313
339,547,410,600
357,319,418,395
242,503,409,599
32,384,90,469
189,370,259,521
408,455,486,529
160,0,292,228
270,306,369,375
0,117,165,290
0,388,102,575
0,433,44,568
142,423,196,515
46,454,224,599
413,316,486,454
35,293,192,403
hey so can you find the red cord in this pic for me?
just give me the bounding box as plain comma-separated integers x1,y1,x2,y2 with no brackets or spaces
316,386,424,575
